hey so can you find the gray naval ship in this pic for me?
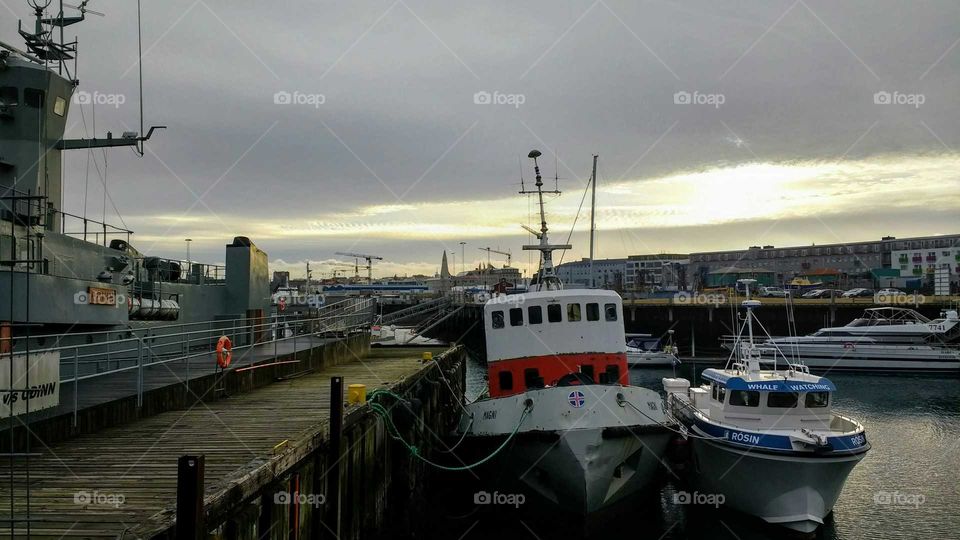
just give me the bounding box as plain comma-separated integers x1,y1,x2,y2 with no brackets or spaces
0,2,271,373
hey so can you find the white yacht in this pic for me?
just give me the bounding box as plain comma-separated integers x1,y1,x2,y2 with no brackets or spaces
626,331,680,367
760,307,960,372
456,151,672,514
665,280,869,533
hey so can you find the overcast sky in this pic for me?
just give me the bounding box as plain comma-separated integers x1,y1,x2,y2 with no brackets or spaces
4,0,958,277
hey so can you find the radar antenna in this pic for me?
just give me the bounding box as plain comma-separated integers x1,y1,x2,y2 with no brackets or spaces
520,150,571,291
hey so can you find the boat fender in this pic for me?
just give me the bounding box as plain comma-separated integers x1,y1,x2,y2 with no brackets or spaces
216,336,232,368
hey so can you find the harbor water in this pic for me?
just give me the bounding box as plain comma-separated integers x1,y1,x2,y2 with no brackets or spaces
441,355,960,540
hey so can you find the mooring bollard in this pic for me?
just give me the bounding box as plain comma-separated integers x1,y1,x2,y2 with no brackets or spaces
322,376,344,539
176,454,205,540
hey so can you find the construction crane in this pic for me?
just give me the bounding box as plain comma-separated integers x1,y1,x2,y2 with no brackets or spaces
478,247,512,268
334,252,384,283
326,262,356,280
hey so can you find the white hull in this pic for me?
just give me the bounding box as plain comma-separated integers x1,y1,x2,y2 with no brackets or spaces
460,384,671,513
690,436,865,533
759,343,960,372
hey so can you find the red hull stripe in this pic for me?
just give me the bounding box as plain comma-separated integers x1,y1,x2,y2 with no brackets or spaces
487,352,629,398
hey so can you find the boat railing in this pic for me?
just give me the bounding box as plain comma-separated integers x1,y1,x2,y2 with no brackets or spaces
58,209,134,246
2,296,377,426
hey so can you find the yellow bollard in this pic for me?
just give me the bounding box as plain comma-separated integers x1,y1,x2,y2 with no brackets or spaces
347,384,367,404
421,351,433,363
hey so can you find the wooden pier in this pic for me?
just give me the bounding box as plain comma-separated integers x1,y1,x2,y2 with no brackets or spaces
0,346,466,539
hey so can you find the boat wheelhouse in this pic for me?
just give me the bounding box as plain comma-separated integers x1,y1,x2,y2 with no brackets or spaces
484,289,628,398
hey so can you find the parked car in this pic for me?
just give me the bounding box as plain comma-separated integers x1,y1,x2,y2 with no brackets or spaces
801,289,826,298
842,288,875,297
759,286,789,297
877,288,906,296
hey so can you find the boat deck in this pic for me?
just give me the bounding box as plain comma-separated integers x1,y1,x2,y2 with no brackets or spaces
0,347,446,538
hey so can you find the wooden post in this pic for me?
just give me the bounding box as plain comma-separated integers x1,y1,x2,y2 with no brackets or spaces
176,455,205,540
321,377,343,539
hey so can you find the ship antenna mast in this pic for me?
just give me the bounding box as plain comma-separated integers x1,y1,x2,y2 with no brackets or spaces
520,149,570,291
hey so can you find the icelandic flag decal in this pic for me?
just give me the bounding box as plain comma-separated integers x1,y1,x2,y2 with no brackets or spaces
568,390,586,408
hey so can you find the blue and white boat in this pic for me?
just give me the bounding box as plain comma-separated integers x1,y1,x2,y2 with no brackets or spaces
664,280,869,533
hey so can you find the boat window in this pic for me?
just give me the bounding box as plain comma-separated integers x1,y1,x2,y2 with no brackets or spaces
586,303,600,321
728,390,760,407
509,307,523,326
717,385,726,403
24,88,44,108
711,383,718,401
528,305,543,325
547,304,562,323
53,96,66,116
604,365,620,384
0,87,17,106
524,368,543,388
767,392,799,408
604,303,618,321
498,371,513,391
491,310,504,329
567,303,581,322
805,392,829,408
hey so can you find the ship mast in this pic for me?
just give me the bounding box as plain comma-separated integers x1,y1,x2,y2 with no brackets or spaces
521,150,571,291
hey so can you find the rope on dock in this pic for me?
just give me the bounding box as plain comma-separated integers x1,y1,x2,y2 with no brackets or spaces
369,389,530,471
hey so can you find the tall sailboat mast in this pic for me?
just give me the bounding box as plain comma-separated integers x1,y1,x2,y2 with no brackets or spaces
589,154,598,288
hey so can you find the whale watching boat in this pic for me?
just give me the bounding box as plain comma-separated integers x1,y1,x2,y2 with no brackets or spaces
664,280,869,533
757,307,960,372
456,151,672,515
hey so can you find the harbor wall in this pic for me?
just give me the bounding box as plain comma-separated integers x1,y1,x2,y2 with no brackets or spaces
2,333,371,451
142,346,467,540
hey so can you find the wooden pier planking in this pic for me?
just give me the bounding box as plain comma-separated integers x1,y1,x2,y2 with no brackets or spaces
0,346,446,539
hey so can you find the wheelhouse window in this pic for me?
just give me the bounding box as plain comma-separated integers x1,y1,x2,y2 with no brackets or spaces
547,303,562,323
567,303,581,322
767,392,799,408
586,303,600,321
509,307,523,326
805,392,829,408
0,87,17,106
528,305,543,325
717,385,726,403
53,96,65,116
24,88,44,108
491,310,504,329
729,390,760,407
524,368,543,388
604,303,618,321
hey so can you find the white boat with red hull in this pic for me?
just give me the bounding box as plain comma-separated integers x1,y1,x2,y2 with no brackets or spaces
456,151,672,515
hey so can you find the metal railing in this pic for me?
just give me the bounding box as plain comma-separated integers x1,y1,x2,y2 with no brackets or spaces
4,297,376,426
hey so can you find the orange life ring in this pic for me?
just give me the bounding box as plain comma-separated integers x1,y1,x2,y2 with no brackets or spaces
843,342,855,350
216,336,233,368
278,297,287,312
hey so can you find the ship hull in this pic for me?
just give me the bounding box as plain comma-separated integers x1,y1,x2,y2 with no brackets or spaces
689,436,866,533
459,384,671,514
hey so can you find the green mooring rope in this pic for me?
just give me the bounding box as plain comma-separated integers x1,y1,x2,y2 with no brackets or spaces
368,388,530,471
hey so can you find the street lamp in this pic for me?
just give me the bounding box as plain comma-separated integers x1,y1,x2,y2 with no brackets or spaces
459,241,466,274
185,238,192,266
